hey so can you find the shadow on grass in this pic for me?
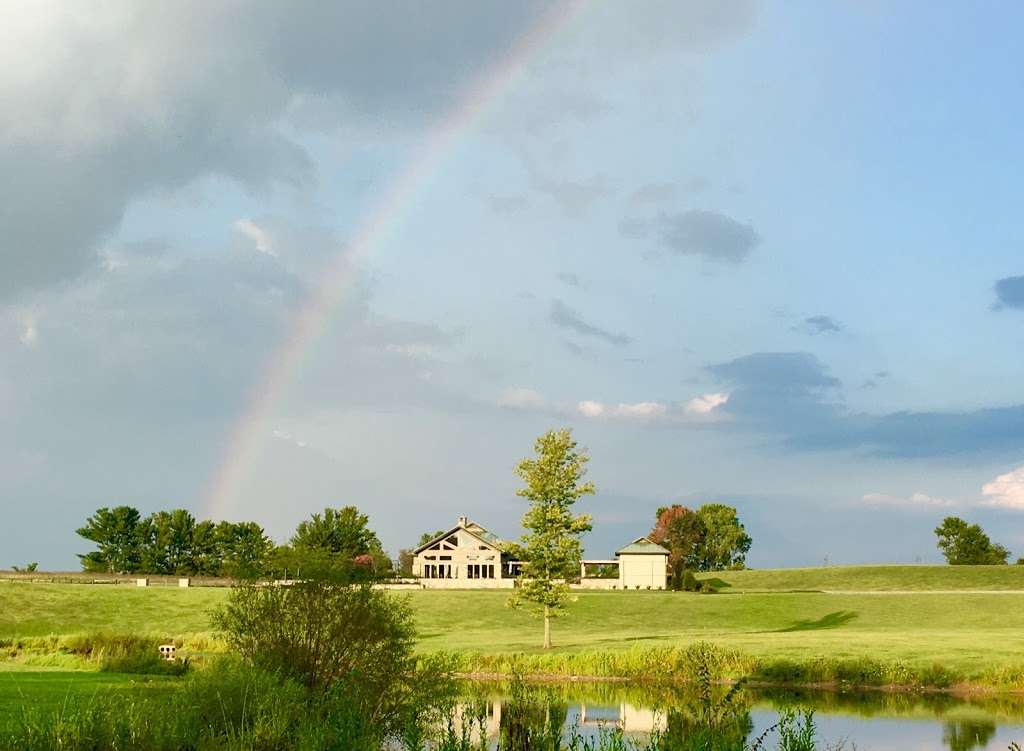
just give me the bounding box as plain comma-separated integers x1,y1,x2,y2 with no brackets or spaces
700,578,731,590
775,610,858,633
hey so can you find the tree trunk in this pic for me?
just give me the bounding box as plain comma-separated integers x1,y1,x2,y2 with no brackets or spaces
543,605,551,649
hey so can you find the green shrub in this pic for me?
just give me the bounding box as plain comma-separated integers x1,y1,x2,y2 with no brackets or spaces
100,650,188,677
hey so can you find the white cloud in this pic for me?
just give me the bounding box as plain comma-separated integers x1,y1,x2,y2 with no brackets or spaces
685,391,729,414
861,492,954,508
499,388,731,424
233,219,276,256
982,465,1024,510
576,400,668,420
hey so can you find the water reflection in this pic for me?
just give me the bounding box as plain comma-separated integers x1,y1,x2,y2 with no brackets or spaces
944,720,998,751
449,681,1024,751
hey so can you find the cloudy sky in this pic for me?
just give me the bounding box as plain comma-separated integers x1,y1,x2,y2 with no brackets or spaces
3,1,1024,569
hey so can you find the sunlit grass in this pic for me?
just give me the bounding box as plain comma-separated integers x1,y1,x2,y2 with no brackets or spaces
3,568,1024,686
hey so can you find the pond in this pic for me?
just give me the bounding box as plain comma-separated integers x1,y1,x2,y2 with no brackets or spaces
453,681,1024,750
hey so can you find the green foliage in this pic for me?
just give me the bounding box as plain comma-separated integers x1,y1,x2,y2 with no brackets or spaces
696,504,752,571
215,521,276,579
652,504,752,586
10,563,38,573
0,658,450,750
76,506,275,577
138,509,197,574
508,428,594,648
213,578,417,696
287,505,392,575
935,517,1010,565
76,505,143,573
653,506,706,589
419,530,448,546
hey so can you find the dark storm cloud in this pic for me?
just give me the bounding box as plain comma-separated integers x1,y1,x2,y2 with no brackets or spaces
657,210,759,263
0,1,549,298
1,0,759,300
550,300,633,347
708,352,1024,459
993,276,1024,310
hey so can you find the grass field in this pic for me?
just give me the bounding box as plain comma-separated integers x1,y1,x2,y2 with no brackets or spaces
2,566,1024,686
0,671,172,728
698,564,1024,592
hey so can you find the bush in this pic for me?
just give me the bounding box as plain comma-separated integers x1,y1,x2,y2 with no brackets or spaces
212,577,440,740
681,570,702,592
214,579,415,690
100,650,188,676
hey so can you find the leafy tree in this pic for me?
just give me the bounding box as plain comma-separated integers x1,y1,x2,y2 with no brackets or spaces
211,573,440,737
289,506,391,576
216,521,274,579
935,517,1009,565
214,577,416,691
509,428,594,649
696,503,752,571
651,505,706,590
11,562,38,573
418,530,447,547
397,549,414,576
139,509,198,574
76,506,143,573
190,520,221,576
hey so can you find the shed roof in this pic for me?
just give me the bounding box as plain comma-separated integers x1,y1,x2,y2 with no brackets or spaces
615,537,670,556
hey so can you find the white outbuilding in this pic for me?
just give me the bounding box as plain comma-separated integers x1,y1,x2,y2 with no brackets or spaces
614,537,669,590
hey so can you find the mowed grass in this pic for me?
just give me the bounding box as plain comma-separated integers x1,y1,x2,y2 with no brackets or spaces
0,583,225,638
698,564,1024,592
0,670,174,729
3,566,1024,679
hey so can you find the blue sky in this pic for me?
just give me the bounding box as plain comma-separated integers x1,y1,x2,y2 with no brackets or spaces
2,1,1023,569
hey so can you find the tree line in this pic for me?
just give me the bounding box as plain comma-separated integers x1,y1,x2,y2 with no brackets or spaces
935,516,1023,565
77,505,391,578
649,503,752,590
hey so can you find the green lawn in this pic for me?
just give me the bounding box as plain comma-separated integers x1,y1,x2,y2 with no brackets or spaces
697,564,1024,592
0,670,173,728
3,567,1024,679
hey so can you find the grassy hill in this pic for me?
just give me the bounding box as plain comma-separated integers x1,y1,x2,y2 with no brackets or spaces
3,565,1024,684
696,564,1024,592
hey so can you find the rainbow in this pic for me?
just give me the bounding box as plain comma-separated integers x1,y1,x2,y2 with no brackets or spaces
202,1,584,521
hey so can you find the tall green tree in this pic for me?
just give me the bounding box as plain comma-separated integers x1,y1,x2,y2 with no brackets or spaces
138,509,198,574
190,520,221,576
289,506,391,575
216,521,274,578
651,505,706,590
509,428,594,649
696,504,752,571
76,506,143,573
935,517,1010,565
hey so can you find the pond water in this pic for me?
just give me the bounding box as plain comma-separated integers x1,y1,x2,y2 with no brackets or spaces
455,682,1024,750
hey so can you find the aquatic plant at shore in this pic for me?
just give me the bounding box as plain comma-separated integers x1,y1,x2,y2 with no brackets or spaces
442,641,1024,691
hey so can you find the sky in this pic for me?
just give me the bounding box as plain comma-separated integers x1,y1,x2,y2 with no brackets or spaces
2,1,1024,570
